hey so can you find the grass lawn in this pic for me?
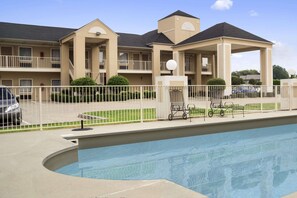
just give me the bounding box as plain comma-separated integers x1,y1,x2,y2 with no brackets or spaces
0,103,281,134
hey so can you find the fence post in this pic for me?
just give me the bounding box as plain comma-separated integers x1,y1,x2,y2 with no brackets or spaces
5,56,8,67
289,84,292,111
274,85,277,111
260,86,263,113
205,86,208,117
140,86,143,123
39,87,43,131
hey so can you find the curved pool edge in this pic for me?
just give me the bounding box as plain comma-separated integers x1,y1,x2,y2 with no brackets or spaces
67,113,297,149
43,145,78,171
1,111,296,198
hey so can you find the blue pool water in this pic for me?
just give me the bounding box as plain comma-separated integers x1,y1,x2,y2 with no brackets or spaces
56,124,297,198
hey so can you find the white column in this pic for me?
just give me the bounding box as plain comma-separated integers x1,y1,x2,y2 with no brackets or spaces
61,43,70,85
173,51,184,76
73,35,85,79
91,46,100,84
217,42,232,94
195,53,202,85
260,48,273,92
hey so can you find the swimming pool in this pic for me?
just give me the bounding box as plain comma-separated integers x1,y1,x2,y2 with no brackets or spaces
56,123,297,198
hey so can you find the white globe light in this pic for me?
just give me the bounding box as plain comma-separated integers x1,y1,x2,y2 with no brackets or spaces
166,60,177,71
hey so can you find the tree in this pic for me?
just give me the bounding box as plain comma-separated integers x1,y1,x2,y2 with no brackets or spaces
232,76,244,85
248,79,257,85
273,65,289,79
232,69,260,77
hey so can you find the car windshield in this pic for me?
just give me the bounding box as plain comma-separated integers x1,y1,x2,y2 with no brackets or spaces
0,87,12,100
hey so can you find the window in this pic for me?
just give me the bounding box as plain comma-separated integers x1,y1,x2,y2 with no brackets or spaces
19,47,32,61
119,52,128,69
185,54,193,72
20,79,32,94
202,57,209,72
51,80,61,93
51,49,60,62
99,51,105,69
119,52,128,64
202,57,208,67
1,80,12,87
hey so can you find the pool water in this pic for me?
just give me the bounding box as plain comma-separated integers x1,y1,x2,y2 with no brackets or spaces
56,124,297,198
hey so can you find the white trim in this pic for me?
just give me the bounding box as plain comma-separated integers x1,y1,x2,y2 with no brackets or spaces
50,48,60,63
0,79,13,86
19,78,33,94
18,46,33,62
51,79,61,93
0,46,13,55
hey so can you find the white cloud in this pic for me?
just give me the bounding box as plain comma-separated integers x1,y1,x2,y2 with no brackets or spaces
231,41,297,72
211,0,233,10
232,54,243,58
272,41,297,70
249,10,259,17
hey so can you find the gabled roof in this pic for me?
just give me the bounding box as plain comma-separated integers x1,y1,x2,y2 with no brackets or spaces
178,22,272,46
0,22,173,47
117,30,173,48
0,22,75,42
159,10,199,21
142,30,173,45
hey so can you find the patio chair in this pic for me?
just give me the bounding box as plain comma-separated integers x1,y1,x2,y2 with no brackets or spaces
168,88,189,121
208,90,244,118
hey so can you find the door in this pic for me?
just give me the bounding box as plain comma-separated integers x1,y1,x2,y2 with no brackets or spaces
142,54,150,70
133,54,140,70
1,46,13,67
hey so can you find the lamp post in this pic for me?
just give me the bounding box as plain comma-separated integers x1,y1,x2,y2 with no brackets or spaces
166,59,177,76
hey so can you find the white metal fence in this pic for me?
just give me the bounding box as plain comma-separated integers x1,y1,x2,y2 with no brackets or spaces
0,85,295,133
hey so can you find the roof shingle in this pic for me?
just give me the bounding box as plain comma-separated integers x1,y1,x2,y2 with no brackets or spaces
0,22,75,42
159,10,199,21
178,22,272,45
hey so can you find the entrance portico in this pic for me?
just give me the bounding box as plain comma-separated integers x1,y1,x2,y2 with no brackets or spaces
60,19,118,85
173,23,274,89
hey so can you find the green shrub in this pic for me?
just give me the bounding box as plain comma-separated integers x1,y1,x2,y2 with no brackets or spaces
207,78,226,97
246,92,260,98
70,77,97,86
256,81,262,85
143,90,156,98
107,75,129,86
248,79,257,85
273,79,280,85
129,92,141,99
207,78,226,86
232,76,244,85
51,93,80,103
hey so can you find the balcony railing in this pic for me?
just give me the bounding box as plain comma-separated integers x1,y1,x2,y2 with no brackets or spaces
202,64,212,74
0,55,60,69
118,60,152,71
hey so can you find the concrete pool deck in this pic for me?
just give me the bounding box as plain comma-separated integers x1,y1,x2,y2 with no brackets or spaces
0,111,297,198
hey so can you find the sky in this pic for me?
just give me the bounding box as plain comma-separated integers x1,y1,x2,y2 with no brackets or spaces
1,0,297,73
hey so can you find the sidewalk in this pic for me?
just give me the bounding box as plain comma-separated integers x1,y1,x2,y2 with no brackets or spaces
0,111,296,198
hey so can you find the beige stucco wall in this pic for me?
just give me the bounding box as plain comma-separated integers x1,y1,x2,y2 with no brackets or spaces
120,74,152,85
0,72,60,86
0,44,60,57
158,15,200,44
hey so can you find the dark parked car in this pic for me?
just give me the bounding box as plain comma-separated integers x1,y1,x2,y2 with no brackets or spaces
0,86,22,125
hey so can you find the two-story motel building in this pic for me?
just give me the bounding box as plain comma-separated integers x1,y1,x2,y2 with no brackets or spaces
0,10,273,94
